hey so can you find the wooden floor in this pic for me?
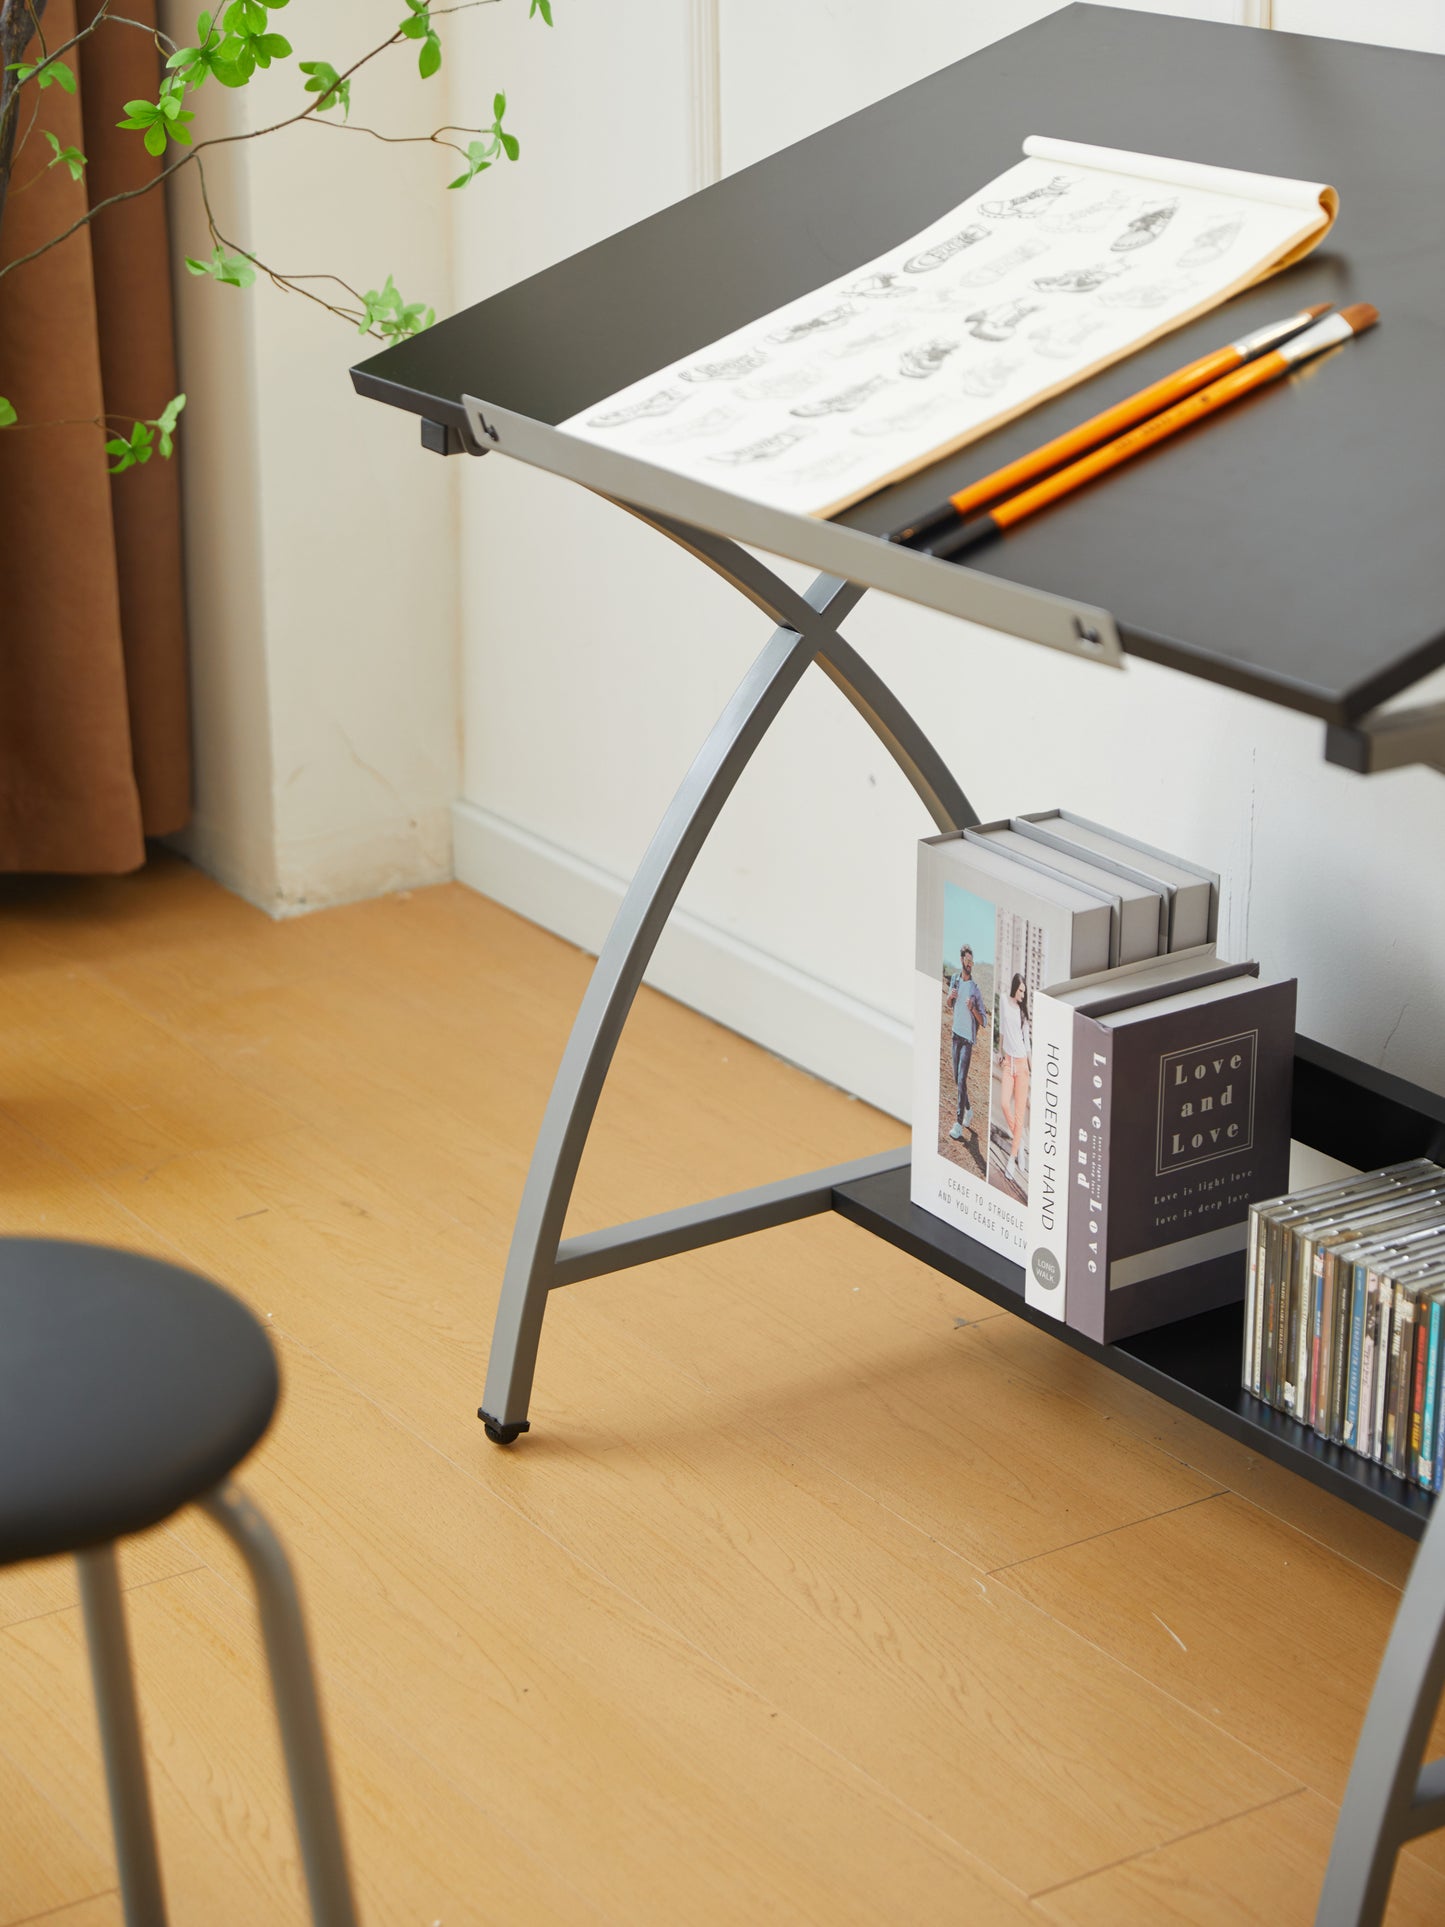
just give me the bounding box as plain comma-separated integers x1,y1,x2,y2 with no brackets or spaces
2,855,1443,1926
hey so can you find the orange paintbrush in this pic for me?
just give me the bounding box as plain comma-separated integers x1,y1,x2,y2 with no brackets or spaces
922,302,1377,564
892,301,1332,549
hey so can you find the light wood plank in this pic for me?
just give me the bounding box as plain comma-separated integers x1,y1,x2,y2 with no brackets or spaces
0,1743,112,1927
1037,1789,1445,1926
995,1492,1445,1877
5,857,1438,1919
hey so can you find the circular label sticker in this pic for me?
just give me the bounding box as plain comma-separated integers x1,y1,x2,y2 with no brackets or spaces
1031,1248,1061,1292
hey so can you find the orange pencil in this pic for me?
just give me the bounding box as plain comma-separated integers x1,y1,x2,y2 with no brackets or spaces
924,303,1377,564
892,301,1332,548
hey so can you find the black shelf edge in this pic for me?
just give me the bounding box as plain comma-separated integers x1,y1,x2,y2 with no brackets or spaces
832,1161,1436,1541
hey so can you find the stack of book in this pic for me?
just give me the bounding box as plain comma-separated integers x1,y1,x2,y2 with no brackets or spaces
913,810,1297,1344
1245,1162,1445,1489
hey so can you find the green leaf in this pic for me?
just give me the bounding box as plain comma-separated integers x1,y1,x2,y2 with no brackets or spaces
493,90,506,120
151,393,187,457
499,131,519,162
142,123,166,155
0,397,16,428
529,0,554,21
9,55,81,93
298,58,349,117
106,422,155,474
184,244,257,287
42,130,88,180
257,32,291,60
418,30,441,78
447,141,491,189
357,274,434,341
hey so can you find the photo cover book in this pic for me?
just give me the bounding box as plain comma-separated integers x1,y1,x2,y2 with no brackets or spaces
911,814,1220,1267
560,136,1338,517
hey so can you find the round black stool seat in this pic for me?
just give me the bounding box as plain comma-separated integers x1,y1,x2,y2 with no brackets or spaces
0,1240,279,1566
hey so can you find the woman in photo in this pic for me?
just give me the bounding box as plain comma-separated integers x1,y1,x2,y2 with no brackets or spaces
998,972,1032,1189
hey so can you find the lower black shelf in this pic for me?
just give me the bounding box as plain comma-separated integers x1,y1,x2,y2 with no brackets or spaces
832,1160,1437,1541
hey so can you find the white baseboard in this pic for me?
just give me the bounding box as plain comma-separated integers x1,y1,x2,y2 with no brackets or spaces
452,798,912,1122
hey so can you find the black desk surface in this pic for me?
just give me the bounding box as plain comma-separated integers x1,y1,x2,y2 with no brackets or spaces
353,5,1445,725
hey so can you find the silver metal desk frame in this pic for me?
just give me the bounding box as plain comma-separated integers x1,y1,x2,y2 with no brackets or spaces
459,396,1444,1927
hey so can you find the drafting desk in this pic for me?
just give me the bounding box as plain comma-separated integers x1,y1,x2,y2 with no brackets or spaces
354,10,1445,1917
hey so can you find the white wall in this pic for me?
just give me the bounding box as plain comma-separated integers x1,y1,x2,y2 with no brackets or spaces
447,1,1445,1119
165,0,459,913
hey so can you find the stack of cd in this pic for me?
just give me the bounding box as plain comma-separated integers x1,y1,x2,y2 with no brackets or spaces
1243,1158,1445,1488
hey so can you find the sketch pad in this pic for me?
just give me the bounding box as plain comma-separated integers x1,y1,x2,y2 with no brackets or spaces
559,136,1338,519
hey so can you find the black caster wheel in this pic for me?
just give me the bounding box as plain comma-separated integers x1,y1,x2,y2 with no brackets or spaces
479,1409,530,1446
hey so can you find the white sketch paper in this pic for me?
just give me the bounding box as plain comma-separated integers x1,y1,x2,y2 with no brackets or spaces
559,135,1337,518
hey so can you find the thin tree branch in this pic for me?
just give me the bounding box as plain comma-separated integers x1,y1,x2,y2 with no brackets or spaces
0,0,504,283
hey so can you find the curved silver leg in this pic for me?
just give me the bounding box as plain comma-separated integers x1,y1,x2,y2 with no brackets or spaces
479,522,975,1440
202,1483,358,1927
1316,1496,1445,1925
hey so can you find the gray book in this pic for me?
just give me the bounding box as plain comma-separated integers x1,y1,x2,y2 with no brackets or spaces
965,822,1166,966
911,830,1114,1265
1012,810,1219,951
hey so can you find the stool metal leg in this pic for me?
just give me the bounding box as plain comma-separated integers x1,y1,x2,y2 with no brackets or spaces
1316,1488,1445,1925
76,1545,168,1927
202,1482,359,1927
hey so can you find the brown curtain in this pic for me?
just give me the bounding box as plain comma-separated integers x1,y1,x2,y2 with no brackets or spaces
0,0,189,873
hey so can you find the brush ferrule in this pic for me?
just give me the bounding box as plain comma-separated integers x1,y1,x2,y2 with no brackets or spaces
1228,309,1329,359
1278,310,1357,361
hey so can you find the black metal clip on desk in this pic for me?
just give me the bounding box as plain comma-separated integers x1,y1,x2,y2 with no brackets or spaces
354,10,1445,1918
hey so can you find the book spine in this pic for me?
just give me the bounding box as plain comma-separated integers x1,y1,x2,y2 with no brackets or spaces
1066,1015,1114,1344
1372,1272,1394,1463
1360,1268,1380,1459
1260,1217,1282,1406
1328,1247,1355,1444
1386,1284,1413,1477
1024,989,1074,1320
1343,1262,1367,1452
1418,1310,1441,1487
1420,1299,1442,1490
1308,1249,1326,1433
1243,1208,1260,1390
1291,1240,1315,1423
1432,1305,1445,1492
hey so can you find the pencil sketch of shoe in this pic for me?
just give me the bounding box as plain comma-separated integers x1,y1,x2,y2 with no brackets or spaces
964,299,1041,342
642,404,740,445
903,224,990,272
1100,273,1197,310
850,396,938,437
679,348,768,384
1040,188,1129,234
1111,198,1179,252
899,338,960,379
956,354,1020,399
979,174,1072,219
768,302,855,344
586,385,689,429
708,426,813,465
1028,315,1106,360
787,448,870,486
1031,261,1128,294
790,375,891,417
1179,215,1244,267
955,238,1049,288
735,364,823,401
826,318,911,360
847,271,916,300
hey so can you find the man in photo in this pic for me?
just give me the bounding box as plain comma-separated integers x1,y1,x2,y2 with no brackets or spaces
945,944,989,1140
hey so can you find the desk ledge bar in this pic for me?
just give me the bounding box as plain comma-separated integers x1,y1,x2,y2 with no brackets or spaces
1326,698,1445,778
551,1146,910,1289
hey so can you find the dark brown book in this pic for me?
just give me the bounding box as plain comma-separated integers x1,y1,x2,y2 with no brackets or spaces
1065,972,1296,1345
